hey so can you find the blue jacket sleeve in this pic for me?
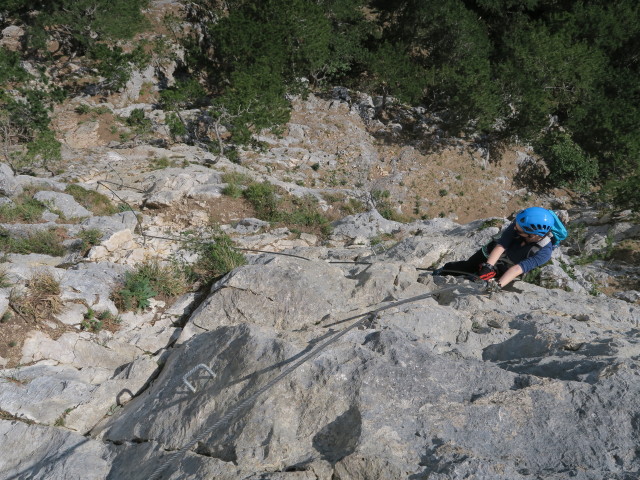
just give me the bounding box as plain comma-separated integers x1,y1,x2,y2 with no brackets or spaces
518,242,553,273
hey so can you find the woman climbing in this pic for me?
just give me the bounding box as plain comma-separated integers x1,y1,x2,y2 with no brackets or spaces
433,207,563,288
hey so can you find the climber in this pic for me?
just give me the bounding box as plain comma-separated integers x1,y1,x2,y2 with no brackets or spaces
433,207,559,288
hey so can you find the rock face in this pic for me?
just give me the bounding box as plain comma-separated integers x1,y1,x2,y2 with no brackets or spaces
1,203,639,479
90,255,639,480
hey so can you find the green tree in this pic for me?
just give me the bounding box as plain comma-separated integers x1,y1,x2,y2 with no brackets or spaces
534,131,598,192
2,0,150,56
374,0,502,131
498,25,606,138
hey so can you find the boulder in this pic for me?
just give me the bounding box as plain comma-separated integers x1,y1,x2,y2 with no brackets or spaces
34,191,92,219
0,421,112,480
0,163,22,196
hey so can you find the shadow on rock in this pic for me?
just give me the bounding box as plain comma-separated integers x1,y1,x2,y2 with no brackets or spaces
312,405,361,464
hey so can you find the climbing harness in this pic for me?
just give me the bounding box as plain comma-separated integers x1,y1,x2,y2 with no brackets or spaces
146,277,492,480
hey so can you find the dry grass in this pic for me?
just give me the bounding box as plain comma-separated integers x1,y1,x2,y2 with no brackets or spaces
10,270,63,321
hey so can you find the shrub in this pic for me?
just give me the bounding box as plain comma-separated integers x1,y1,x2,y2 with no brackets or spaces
221,172,252,186
113,271,157,312
185,231,246,285
150,157,172,170
165,112,187,141
77,228,103,254
534,132,599,192
284,195,331,231
81,308,121,332
521,266,542,286
243,181,280,220
134,260,189,298
0,48,30,84
222,183,243,198
371,190,407,222
81,308,104,332
113,259,189,311
125,108,153,138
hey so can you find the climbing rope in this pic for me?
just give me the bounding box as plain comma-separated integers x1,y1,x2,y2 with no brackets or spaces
146,280,489,480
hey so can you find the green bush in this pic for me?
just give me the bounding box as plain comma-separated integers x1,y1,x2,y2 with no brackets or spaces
534,132,599,192
165,112,187,141
221,172,252,186
113,271,157,312
89,44,149,92
243,181,280,221
113,260,189,311
77,228,103,254
521,266,542,286
222,183,243,198
0,48,30,84
185,231,246,285
133,260,189,298
601,168,640,211
160,78,208,111
284,195,331,231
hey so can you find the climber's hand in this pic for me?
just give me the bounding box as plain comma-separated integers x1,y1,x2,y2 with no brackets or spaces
478,263,497,280
484,280,502,293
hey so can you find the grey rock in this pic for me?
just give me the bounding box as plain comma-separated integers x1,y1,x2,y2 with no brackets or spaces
0,365,97,425
34,191,92,219
0,25,24,51
224,217,270,235
331,210,402,241
15,174,67,191
0,162,22,196
59,261,129,314
539,264,586,293
0,421,112,480
20,331,139,370
144,166,219,208
179,256,355,340
99,316,640,480
80,211,139,237
614,290,640,303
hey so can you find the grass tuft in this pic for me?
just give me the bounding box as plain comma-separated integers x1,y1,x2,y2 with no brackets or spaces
10,270,62,320
65,185,118,216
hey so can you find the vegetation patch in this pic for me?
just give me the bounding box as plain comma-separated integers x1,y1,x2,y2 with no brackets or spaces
371,190,409,223
240,181,333,235
0,228,66,256
65,185,118,216
184,230,247,285
77,228,103,255
480,219,504,230
10,270,63,321
0,195,47,223
609,239,640,266
81,308,121,333
112,259,189,312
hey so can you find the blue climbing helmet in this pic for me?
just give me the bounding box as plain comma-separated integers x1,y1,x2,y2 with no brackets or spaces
515,207,553,237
